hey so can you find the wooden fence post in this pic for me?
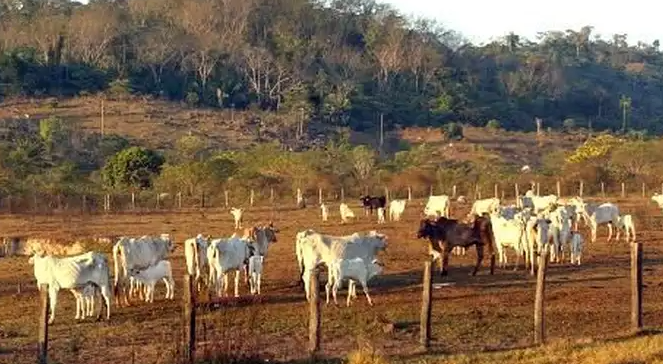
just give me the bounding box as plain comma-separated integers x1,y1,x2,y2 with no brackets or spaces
494,184,498,199
622,182,626,198
250,190,255,207
420,260,433,350
178,192,182,209
642,183,646,198
579,181,584,198
156,193,160,209
429,185,433,196
534,248,549,345
556,180,561,197
82,195,86,212
318,188,323,205
270,188,274,204
515,183,519,199
474,185,479,199
601,182,605,197
224,190,229,208
183,274,196,364
631,242,643,333
408,187,412,201
536,182,540,196
340,188,345,202
38,284,49,364
308,269,321,357
384,187,389,202
452,185,457,198
200,191,205,208
131,192,136,210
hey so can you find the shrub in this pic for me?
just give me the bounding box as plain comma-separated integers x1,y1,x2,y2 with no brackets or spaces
563,118,576,131
101,146,164,189
185,91,200,107
486,119,500,129
441,122,463,140
107,78,132,99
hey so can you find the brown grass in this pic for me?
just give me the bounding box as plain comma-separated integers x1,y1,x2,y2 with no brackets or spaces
1,194,663,364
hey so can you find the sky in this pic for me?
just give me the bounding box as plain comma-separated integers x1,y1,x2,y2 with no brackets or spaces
382,0,661,45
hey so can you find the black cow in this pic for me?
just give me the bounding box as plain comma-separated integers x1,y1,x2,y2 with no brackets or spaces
359,195,387,216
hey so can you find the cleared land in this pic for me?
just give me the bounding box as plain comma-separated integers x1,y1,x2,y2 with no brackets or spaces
1,195,662,364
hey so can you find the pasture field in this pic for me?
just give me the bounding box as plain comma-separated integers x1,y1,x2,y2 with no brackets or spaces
1,196,663,364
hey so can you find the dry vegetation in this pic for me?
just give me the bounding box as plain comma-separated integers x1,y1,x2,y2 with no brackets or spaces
0,97,587,166
1,193,663,364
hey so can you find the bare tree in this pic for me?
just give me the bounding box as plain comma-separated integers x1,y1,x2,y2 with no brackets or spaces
67,3,120,68
370,12,405,91
134,25,182,87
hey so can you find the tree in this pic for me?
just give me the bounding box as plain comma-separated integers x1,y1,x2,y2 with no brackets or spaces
351,145,376,188
619,95,632,133
67,3,120,68
102,147,164,189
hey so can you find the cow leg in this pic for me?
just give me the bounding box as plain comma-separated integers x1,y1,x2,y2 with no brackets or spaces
99,285,111,321
607,223,614,242
234,270,241,298
441,245,452,276
360,281,373,306
472,245,484,276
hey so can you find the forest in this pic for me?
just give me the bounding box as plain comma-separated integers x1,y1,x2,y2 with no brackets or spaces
0,0,660,134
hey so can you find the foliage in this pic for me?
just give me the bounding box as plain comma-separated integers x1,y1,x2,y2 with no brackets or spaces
486,119,501,129
565,134,623,164
101,147,165,189
442,122,464,140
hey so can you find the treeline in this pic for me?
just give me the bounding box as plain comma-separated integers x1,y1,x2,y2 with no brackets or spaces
1,0,663,133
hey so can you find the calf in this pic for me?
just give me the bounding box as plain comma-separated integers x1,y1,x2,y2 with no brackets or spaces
615,214,636,242
326,257,382,306
129,260,175,303
339,203,355,224
248,255,264,295
388,199,406,221
320,203,329,222
359,195,386,216
416,216,496,276
70,283,97,320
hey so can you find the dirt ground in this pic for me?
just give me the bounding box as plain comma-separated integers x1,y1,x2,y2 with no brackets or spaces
1,196,662,364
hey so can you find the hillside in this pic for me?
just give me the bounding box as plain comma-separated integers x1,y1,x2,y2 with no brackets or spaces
0,97,586,168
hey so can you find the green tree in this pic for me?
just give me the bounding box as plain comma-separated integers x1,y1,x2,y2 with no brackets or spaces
101,147,164,189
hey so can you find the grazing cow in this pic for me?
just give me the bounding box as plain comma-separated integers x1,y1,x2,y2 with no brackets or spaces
248,255,264,295
207,236,252,297
423,195,450,218
569,231,584,265
575,200,620,243
469,198,501,217
326,257,383,306
615,214,636,242
320,203,329,222
70,283,97,320
184,234,209,292
377,207,386,224
359,195,387,216
112,234,174,306
296,230,387,300
29,251,111,323
339,203,355,224
230,208,244,229
128,260,175,303
388,199,406,222
416,216,496,276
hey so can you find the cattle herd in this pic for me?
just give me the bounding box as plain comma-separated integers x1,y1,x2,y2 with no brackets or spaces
26,190,641,325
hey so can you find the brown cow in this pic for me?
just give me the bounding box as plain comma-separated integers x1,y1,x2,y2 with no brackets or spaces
416,216,496,276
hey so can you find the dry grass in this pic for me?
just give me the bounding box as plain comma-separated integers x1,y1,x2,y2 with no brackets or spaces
1,195,663,364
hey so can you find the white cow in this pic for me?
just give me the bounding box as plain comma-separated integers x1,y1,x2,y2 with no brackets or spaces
531,195,559,213
230,207,244,230
377,207,386,224
112,234,173,306
652,193,663,209
569,231,584,265
469,198,501,217
207,236,252,297
326,257,383,306
575,201,620,243
296,230,387,301
248,255,264,295
388,199,406,221
424,195,450,218
184,234,209,292
320,203,329,222
339,203,355,224
615,214,636,242
548,206,572,264
129,260,175,303
525,217,551,275
490,213,527,270
29,251,111,323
